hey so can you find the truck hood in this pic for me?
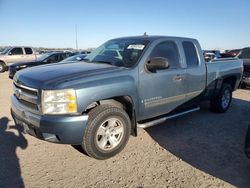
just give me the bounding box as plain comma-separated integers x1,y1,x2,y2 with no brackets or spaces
14,62,125,89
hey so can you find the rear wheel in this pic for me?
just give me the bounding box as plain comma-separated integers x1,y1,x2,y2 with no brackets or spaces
0,62,6,73
210,83,232,113
82,105,131,160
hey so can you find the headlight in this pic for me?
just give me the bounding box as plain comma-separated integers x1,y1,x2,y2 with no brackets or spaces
42,89,77,114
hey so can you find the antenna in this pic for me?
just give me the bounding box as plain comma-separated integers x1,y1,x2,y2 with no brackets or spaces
75,24,78,51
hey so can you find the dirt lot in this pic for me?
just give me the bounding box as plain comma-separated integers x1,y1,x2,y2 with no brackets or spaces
0,72,250,188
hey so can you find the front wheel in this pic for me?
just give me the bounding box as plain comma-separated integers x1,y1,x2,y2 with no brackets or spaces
81,105,131,160
0,62,6,73
210,83,232,113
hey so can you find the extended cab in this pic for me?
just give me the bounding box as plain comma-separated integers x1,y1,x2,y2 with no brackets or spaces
0,46,37,72
11,36,243,159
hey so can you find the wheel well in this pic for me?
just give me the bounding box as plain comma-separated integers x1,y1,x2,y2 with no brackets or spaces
0,60,6,65
0,60,7,71
84,96,137,136
223,76,237,90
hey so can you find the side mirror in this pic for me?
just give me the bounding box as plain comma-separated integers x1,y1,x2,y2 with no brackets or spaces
8,52,12,55
146,57,169,73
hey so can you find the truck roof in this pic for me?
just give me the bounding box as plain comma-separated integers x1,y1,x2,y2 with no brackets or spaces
112,35,197,42
7,46,33,48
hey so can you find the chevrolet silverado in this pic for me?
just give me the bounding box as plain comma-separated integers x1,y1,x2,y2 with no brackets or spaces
11,36,243,159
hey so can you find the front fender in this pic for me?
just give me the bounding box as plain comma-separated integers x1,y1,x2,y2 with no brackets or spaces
76,75,139,116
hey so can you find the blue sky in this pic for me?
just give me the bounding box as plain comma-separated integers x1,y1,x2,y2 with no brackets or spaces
0,0,249,49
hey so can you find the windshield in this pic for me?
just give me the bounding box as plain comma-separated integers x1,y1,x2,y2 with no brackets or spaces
85,38,149,68
0,47,11,54
36,53,53,61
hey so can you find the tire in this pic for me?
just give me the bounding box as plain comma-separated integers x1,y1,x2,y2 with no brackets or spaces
210,83,232,113
245,125,250,159
240,82,246,89
82,105,131,160
0,62,6,73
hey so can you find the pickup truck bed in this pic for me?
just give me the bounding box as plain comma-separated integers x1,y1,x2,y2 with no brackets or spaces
207,58,243,88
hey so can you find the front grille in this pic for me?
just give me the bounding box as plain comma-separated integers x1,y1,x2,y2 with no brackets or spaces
13,82,40,113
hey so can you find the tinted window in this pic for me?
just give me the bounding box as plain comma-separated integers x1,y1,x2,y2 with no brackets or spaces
238,48,250,59
183,41,199,67
10,48,23,55
24,48,33,54
44,54,59,63
58,54,65,61
150,41,180,69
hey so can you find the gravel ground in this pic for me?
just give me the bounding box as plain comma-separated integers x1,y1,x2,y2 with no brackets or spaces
0,72,250,188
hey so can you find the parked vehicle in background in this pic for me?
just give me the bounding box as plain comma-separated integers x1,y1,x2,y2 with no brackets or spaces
236,47,250,87
60,54,87,63
79,50,91,55
9,52,73,79
11,36,243,159
221,49,241,58
204,52,218,62
0,46,37,72
245,125,250,159
204,50,221,59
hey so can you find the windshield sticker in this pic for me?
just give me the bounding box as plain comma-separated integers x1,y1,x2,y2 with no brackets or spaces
127,44,145,50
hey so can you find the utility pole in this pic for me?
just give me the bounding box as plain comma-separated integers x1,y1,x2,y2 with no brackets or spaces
75,24,78,51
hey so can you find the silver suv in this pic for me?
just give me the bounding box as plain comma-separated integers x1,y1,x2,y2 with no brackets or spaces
0,47,37,72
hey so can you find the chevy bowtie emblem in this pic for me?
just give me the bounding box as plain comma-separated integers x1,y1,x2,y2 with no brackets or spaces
15,88,22,99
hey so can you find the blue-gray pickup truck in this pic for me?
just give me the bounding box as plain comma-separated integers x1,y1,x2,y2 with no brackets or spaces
11,36,243,159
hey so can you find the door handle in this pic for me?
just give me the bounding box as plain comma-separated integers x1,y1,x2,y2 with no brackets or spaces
174,74,185,81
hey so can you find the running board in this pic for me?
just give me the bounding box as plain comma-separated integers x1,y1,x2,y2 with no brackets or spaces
137,107,200,129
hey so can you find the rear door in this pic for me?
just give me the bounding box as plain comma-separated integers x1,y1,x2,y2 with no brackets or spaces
138,40,187,120
181,41,206,100
24,47,36,62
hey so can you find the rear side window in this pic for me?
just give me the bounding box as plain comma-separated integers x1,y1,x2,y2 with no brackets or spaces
10,48,23,55
182,41,199,67
150,41,180,69
24,48,33,54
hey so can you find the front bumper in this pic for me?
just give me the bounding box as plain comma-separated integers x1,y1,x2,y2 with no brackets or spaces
11,96,88,145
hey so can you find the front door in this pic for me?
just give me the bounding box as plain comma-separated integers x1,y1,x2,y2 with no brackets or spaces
138,41,187,120
6,47,24,64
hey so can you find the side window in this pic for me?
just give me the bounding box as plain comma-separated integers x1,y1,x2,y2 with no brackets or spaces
150,41,180,69
182,41,199,67
10,48,23,55
24,48,33,55
58,54,65,61
45,54,57,63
